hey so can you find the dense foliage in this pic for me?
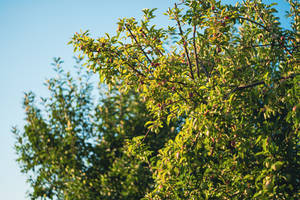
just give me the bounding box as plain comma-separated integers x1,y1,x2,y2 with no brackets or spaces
15,0,299,199
13,58,177,199
69,0,299,199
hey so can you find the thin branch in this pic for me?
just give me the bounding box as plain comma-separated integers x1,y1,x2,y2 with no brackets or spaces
242,43,275,48
165,99,184,107
174,3,194,80
238,16,268,30
193,25,210,80
141,128,151,144
93,45,147,78
140,28,164,57
125,63,146,77
193,25,201,79
155,47,164,57
238,16,293,56
147,76,187,86
224,74,297,99
125,24,153,64
151,43,164,57
242,43,294,57
174,86,189,104
252,4,293,57
114,50,146,77
165,79,187,86
277,38,294,57
128,51,150,72
253,3,268,29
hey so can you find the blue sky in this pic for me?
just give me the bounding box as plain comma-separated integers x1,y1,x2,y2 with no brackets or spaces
0,0,291,199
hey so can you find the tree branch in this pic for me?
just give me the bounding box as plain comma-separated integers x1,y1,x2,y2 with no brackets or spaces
125,24,153,64
193,25,201,79
238,15,293,57
238,16,268,30
141,128,151,144
252,4,294,57
140,28,164,57
114,50,146,78
193,25,210,80
174,3,194,80
224,74,297,99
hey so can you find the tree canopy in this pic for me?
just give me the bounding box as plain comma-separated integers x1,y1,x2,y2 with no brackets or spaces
15,0,299,199
13,58,177,199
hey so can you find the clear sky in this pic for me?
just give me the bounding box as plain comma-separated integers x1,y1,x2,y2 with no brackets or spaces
0,0,291,199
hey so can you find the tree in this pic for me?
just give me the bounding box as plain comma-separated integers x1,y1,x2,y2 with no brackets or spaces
70,0,299,199
13,58,177,199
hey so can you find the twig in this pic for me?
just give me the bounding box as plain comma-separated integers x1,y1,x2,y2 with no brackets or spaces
242,43,276,48
174,86,189,104
238,16,268,30
193,25,201,79
155,47,164,57
164,79,187,86
253,3,268,29
242,43,295,55
193,26,210,80
277,38,293,57
252,4,293,57
174,3,195,80
141,128,151,144
238,14,293,57
127,50,150,72
140,28,164,57
125,24,153,64
114,50,146,77
224,74,297,99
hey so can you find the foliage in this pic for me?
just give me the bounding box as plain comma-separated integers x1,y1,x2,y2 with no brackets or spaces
13,58,177,199
69,0,299,199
